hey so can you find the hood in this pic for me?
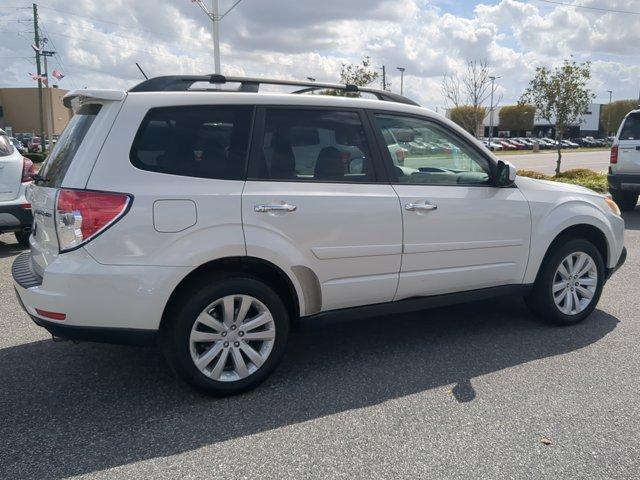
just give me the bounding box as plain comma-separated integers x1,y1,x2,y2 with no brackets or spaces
515,175,603,198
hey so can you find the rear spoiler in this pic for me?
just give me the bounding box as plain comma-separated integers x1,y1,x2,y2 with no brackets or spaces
62,89,126,110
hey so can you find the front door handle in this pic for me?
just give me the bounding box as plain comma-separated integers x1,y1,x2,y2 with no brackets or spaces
255,203,297,213
405,202,437,211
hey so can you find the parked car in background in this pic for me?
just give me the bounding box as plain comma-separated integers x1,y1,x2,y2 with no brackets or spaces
27,137,42,153
609,108,640,211
0,128,34,246
481,139,503,151
20,133,33,148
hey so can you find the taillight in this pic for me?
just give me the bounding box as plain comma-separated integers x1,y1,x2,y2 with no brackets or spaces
22,157,35,182
55,189,131,252
610,145,618,164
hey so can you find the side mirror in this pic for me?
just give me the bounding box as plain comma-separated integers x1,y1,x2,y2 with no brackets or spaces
495,160,517,187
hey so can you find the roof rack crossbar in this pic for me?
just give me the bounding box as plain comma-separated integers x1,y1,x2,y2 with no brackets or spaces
129,74,419,106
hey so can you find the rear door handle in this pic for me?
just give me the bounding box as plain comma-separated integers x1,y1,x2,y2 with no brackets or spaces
255,203,297,213
405,202,437,211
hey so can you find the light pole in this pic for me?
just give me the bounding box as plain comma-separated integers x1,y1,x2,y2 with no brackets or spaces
607,90,613,136
397,67,405,95
191,0,244,74
488,75,501,144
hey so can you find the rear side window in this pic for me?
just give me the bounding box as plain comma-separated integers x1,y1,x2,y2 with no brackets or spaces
619,113,640,140
39,104,101,187
130,105,253,180
0,134,14,156
248,108,375,183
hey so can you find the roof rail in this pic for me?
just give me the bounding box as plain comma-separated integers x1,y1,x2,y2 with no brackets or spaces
129,74,419,106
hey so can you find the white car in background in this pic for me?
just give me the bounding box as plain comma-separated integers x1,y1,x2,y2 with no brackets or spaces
12,76,626,395
0,129,34,246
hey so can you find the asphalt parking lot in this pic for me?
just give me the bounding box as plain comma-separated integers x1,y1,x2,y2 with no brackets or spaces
0,209,638,479
506,149,610,175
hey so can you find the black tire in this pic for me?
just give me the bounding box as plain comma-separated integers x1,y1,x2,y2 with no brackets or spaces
611,191,638,212
14,231,30,247
525,238,605,325
161,276,290,396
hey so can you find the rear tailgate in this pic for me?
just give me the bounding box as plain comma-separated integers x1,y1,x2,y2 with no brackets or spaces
616,112,640,174
29,90,125,276
0,134,22,201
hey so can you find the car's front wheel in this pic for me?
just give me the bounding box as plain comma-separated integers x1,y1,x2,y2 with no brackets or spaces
525,239,604,325
162,276,290,395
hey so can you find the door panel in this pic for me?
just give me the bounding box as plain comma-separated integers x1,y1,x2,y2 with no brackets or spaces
393,184,530,299
243,107,403,313
370,112,531,299
243,182,402,311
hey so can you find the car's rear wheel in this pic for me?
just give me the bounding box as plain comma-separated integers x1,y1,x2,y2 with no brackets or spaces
162,276,290,395
611,191,638,211
525,239,604,325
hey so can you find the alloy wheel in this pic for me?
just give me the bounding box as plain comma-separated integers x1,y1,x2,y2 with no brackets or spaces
552,251,598,315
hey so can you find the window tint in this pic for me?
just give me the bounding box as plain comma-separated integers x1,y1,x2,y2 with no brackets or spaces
249,109,375,183
39,104,101,187
0,134,14,156
374,114,491,185
130,105,253,180
619,113,640,140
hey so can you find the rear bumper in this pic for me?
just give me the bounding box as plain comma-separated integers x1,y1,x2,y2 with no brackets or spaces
12,247,190,337
608,173,640,192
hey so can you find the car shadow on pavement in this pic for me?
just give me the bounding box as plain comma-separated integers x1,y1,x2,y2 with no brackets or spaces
0,238,25,259
0,297,618,478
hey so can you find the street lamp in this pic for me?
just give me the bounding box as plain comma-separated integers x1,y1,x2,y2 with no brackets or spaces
488,75,501,144
397,67,406,95
190,0,244,74
607,90,613,137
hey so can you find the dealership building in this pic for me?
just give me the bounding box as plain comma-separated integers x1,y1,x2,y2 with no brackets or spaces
0,86,72,137
482,103,604,138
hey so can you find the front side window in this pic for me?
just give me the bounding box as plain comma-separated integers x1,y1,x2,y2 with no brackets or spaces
619,113,640,140
249,109,375,182
374,114,491,185
130,105,253,180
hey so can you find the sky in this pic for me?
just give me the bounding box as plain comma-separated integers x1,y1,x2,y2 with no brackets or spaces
1,0,639,111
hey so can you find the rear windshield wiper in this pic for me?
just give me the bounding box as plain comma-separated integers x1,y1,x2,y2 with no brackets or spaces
32,173,49,184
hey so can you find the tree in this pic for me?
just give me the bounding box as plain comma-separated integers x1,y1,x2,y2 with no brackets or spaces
520,59,594,175
449,105,487,135
499,104,535,133
442,60,501,135
324,56,379,97
601,99,638,136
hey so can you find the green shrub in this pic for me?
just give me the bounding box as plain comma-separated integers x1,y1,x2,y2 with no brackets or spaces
517,168,608,193
23,153,46,163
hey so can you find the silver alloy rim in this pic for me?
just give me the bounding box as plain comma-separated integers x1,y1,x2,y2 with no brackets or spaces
553,251,598,315
189,295,276,382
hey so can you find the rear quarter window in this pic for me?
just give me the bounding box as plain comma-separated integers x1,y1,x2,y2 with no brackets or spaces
39,104,101,187
130,105,253,180
619,113,640,140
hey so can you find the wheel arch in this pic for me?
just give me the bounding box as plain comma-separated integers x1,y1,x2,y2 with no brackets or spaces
528,223,609,285
160,256,306,333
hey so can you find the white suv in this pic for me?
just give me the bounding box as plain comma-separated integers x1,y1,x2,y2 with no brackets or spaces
609,107,640,211
12,75,626,395
0,128,34,246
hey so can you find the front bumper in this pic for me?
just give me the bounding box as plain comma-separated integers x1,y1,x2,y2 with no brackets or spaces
606,246,627,281
608,173,640,192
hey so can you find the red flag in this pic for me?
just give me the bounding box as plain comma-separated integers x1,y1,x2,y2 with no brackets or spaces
52,69,65,80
